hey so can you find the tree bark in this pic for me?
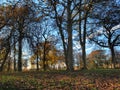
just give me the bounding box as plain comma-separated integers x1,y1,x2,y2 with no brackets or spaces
110,46,116,68
36,43,39,71
36,52,39,71
14,50,17,71
59,26,69,70
78,0,88,70
43,41,47,71
0,39,11,72
0,49,10,72
81,14,87,69
18,32,22,71
7,58,11,72
79,13,88,69
67,0,74,71
13,38,17,71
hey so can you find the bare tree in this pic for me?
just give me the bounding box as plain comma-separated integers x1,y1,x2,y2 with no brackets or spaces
88,0,120,68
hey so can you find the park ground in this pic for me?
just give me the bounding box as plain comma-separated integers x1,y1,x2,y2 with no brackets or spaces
1,69,120,90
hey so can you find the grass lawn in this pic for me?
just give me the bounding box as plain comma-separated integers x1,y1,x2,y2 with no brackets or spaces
0,69,120,90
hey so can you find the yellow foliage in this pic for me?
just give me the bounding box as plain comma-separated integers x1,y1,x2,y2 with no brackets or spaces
30,42,63,67
0,48,7,60
0,5,29,21
30,55,36,65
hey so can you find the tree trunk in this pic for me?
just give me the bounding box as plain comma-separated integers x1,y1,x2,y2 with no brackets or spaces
36,54,39,71
43,41,46,71
59,27,69,70
43,55,46,71
110,46,116,68
81,45,87,69
14,40,17,71
18,32,22,72
0,40,10,72
79,12,88,69
67,0,74,71
78,0,87,70
82,14,87,69
36,43,39,71
0,49,10,72
14,52,17,71
36,52,39,71
7,58,11,72
51,0,69,70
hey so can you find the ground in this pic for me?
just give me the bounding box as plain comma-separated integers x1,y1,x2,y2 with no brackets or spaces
0,69,120,90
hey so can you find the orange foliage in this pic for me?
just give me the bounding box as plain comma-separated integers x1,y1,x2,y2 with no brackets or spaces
88,50,106,69
88,50,105,60
0,5,29,22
